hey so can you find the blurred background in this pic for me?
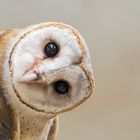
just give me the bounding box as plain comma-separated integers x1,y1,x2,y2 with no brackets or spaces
0,0,140,139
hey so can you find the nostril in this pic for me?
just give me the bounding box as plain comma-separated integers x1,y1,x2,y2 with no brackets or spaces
54,80,69,94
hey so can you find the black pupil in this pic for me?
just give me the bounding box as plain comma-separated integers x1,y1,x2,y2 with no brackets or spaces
54,80,69,94
45,42,59,57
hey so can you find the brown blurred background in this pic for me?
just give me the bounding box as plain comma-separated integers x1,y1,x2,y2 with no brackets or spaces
0,0,140,139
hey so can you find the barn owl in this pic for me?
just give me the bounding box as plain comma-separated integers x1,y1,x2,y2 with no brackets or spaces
0,22,94,140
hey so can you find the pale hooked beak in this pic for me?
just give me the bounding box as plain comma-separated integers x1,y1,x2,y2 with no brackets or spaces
19,69,42,84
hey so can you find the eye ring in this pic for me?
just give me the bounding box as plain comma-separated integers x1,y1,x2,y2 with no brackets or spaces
44,42,59,58
53,80,71,95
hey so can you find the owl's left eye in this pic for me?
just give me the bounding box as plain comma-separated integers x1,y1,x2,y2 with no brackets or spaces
44,42,59,57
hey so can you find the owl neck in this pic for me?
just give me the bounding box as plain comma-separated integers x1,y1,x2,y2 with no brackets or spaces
19,111,54,140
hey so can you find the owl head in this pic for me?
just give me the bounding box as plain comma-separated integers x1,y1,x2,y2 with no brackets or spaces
2,22,94,115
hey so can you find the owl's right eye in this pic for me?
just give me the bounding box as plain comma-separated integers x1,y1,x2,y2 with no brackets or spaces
44,42,59,57
54,80,69,94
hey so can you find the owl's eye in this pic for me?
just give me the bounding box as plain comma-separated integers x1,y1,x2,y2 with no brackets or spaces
44,42,59,57
54,80,69,94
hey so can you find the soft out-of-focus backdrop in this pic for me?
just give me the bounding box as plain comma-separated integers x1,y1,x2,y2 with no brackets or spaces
0,0,140,140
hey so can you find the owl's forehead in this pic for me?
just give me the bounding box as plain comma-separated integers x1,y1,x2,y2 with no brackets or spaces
22,27,80,49
18,23,85,51
14,26,83,58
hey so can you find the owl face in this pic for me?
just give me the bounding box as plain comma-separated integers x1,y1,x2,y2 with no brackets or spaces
4,22,94,114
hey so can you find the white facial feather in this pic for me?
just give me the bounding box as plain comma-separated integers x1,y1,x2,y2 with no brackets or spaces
10,27,88,112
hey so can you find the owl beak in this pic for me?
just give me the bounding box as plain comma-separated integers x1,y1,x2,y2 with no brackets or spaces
19,69,41,84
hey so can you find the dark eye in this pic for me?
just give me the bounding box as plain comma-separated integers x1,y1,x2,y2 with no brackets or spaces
44,42,59,57
54,80,69,94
